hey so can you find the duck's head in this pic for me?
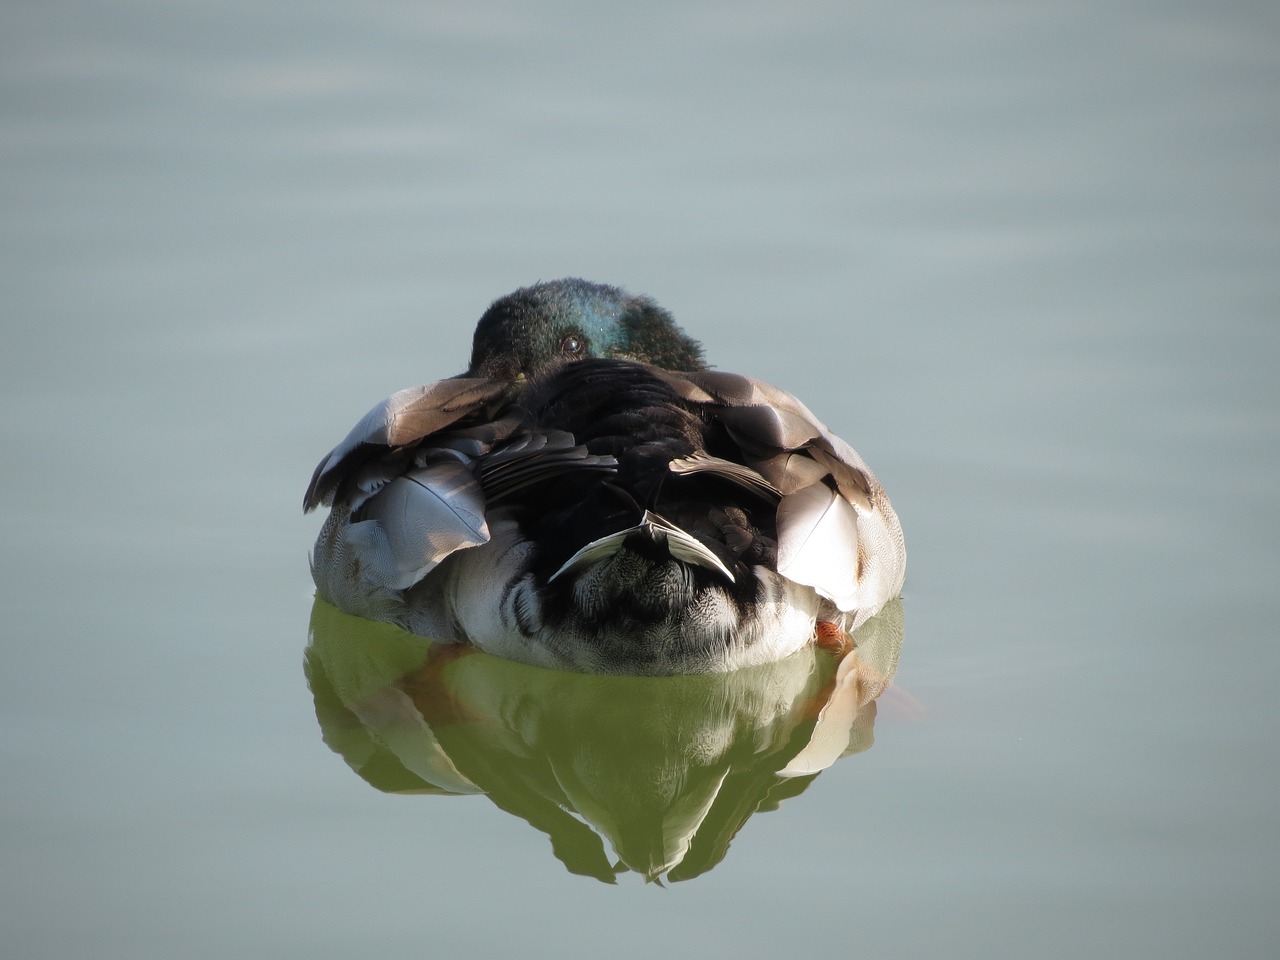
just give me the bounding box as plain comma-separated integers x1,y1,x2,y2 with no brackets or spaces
467,278,706,380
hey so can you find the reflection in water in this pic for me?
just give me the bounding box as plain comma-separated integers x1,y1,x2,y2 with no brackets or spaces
305,599,903,883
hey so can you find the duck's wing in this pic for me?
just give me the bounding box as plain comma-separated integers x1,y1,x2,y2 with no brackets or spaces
308,377,622,599
304,377,515,511
654,368,906,622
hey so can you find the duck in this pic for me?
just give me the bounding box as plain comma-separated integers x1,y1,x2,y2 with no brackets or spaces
304,278,905,675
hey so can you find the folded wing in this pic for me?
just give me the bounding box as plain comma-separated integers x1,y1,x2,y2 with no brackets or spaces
308,376,620,601
657,367,906,622
304,377,514,511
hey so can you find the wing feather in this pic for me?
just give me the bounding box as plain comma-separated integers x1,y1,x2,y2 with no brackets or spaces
775,482,860,610
352,460,490,589
667,453,780,501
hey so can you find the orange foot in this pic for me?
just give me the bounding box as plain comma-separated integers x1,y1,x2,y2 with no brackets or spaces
814,620,854,657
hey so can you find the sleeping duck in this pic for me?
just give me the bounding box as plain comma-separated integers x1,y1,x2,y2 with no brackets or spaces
304,279,905,674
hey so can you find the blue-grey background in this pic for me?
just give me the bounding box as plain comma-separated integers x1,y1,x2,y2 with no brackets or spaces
2,1,1277,957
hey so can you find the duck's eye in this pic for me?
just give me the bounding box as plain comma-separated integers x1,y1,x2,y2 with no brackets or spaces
561,334,584,356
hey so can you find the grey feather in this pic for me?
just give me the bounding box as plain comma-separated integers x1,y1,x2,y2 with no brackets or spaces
354,460,490,588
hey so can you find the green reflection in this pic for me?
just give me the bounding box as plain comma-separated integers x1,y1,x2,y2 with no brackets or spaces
305,599,903,883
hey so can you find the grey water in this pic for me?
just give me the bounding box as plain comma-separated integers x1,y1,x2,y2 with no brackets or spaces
2,1,1278,957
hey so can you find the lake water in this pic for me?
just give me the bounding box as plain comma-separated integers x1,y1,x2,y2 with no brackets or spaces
3,1,1278,957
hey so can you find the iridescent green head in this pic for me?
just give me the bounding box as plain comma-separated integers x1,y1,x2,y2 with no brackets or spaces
467,278,706,380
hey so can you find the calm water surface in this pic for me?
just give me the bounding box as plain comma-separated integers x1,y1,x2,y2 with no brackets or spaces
3,1,1278,957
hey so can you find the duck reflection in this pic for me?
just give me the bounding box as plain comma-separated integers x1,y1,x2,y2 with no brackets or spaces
305,598,903,883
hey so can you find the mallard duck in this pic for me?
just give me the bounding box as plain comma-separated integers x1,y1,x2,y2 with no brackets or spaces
304,279,905,674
